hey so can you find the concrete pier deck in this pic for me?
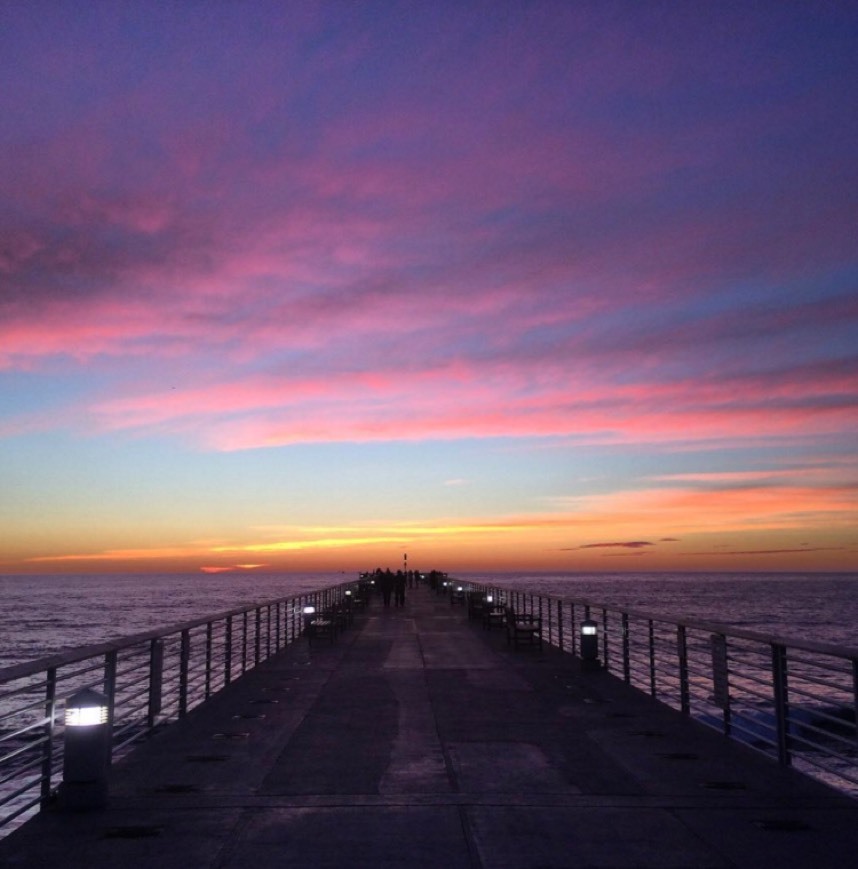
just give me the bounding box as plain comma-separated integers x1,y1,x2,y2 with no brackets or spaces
2,585,857,868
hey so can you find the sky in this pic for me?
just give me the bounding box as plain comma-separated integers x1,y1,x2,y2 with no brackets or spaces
1,1,856,575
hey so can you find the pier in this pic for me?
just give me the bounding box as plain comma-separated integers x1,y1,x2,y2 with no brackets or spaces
2,582,858,868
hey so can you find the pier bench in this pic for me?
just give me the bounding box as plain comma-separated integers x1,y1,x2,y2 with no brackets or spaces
307,615,336,645
467,591,486,620
505,606,542,650
482,602,506,631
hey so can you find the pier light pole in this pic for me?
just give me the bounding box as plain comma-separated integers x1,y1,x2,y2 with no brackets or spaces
580,620,601,671
61,688,111,810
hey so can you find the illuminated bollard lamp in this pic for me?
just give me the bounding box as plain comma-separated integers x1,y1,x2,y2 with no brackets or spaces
61,688,110,810
580,620,601,671
303,605,316,634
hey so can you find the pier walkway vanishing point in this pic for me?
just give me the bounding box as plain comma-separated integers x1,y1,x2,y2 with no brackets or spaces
2,584,858,868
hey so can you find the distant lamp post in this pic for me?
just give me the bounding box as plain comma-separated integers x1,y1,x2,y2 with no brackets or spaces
580,620,600,670
61,688,110,810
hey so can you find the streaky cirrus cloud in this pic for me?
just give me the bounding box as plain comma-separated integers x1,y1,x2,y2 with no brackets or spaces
1,2,856,572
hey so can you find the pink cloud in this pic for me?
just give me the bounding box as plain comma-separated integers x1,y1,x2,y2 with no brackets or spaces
1,2,855,481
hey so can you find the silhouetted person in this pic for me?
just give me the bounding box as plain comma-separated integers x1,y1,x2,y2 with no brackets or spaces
380,568,394,607
394,570,406,607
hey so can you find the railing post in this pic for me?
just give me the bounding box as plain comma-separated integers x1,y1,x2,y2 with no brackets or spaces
225,617,233,686
677,625,689,715
40,667,57,807
853,659,858,751
103,650,117,763
711,633,731,737
242,611,248,673
205,621,213,698
267,605,272,658
602,608,609,670
648,620,656,697
772,642,791,765
255,608,262,666
622,613,630,683
147,639,164,730
570,603,576,656
557,600,564,652
179,629,190,718
276,601,282,650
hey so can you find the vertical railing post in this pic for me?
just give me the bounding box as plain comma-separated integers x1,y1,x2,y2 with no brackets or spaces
570,603,576,656
276,602,282,650
539,597,545,644
677,625,690,715
179,629,190,717
205,621,213,698
242,611,249,673
255,608,262,665
772,642,791,766
266,605,272,658
557,600,564,652
40,667,57,807
648,620,656,697
710,633,731,736
853,659,858,750
602,608,609,670
147,638,164,730
103,650,117,764
223,616,232,685
622,613,630,683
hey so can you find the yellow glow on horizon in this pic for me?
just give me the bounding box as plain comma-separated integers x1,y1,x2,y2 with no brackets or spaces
9,480,855,574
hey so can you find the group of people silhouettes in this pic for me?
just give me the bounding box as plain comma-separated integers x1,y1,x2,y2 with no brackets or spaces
367,567,420,607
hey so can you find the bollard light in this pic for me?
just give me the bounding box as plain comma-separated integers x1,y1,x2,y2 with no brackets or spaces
345,589,352,596
65,696,108,727
303,606,316,615
580,620,600,669
61,688,110,810
486,595,494,603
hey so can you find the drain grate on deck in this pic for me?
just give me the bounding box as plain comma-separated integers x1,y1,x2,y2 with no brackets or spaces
233,712,266,720
702,780,747,790
212,731,250,740
102,825,164,839
154,783,200,794
755,818,812,832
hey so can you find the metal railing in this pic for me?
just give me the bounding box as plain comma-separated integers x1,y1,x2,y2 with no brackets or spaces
0,580,354,834
460,580,858,797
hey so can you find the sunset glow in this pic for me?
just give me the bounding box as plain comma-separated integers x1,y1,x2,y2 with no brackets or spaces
1,2,856,575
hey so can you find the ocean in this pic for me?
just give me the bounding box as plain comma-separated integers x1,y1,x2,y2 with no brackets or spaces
1,571,856,669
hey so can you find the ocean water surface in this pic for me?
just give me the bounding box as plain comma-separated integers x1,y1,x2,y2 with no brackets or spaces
1,571,855,669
